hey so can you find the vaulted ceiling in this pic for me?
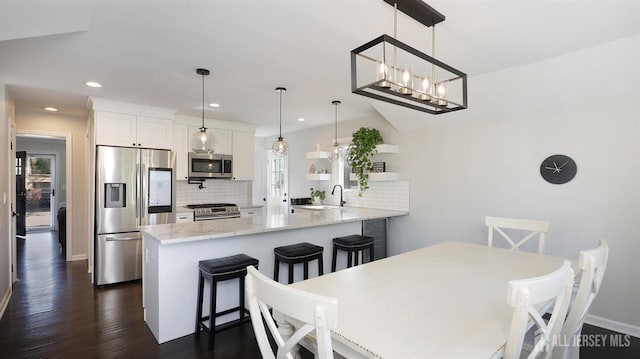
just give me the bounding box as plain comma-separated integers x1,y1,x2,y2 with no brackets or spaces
1,0,638,136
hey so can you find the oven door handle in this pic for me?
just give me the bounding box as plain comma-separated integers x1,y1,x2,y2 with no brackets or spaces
195,214,240,221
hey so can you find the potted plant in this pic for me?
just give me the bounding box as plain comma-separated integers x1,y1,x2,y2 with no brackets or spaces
347,127,383,196
310,188,326,205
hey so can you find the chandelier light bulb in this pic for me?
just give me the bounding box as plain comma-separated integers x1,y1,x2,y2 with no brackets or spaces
402,69,410,85
399,66,412,95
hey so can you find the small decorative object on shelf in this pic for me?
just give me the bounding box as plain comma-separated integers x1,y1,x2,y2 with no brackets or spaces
347,127,383,196
309,163,317,174
372,162,386,172
310,188,326,205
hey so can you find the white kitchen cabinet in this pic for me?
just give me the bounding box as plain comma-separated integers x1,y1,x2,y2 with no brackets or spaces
175,210,194,223
95,112,137,147
95,112,172,150
240,207,262,217
188,126,232,155
172,124,189,180
136,116,173,150
232,131,255,180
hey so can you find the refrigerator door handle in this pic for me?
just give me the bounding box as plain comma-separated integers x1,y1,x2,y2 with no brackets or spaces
136,162,141,222
105,235,141,242
140,163,147,222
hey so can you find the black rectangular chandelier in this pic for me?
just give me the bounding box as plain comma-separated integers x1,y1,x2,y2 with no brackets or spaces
351,0,467,114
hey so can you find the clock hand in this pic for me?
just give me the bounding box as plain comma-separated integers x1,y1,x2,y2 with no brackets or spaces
544,166,556,171
558,162,568,169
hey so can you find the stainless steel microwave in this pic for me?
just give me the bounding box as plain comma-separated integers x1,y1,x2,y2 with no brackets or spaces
188,153,233,179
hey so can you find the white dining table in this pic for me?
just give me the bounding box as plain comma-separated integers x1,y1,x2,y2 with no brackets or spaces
287,241,567,359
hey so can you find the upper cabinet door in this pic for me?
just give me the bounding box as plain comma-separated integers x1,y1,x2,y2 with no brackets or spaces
213,128,232,155
95,112,137,147
136,116,173,150
172,124,189,180
232,131,255,180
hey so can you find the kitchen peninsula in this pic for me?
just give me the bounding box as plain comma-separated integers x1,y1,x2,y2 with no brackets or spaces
140,207,408,343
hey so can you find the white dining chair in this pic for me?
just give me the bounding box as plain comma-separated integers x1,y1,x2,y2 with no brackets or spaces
553,240,609,359
486,216,550,253
503,260,574,359
245,265,338,359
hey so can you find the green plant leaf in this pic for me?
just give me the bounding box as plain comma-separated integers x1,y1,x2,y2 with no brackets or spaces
346,127,383,196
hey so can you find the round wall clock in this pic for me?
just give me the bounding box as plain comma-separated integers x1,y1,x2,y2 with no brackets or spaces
540,154,577,184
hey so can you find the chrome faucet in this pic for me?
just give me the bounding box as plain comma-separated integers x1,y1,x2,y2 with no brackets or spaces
331,185,346,207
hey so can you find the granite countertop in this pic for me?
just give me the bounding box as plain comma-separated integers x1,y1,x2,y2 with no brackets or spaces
140,207,407,245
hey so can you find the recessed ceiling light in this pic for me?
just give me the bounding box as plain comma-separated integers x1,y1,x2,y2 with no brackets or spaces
44,107,58,112
208,103,220,108
297,118,305,122
85,81,102,88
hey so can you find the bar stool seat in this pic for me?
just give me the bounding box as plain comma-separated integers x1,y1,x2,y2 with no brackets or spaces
196,253,259,350
332,234,375,272
274,242,324,284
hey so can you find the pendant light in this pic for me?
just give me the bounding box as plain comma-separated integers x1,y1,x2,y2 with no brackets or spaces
272,87,289,157
350,0,467,114
191,68,216,154
330,100,343,161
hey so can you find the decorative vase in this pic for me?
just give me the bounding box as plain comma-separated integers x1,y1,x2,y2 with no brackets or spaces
311,197,322,205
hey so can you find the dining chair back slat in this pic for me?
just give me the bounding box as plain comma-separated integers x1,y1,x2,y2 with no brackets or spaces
553,240,609,359
504,261,574,359
245,266,338,359
486,216,550,253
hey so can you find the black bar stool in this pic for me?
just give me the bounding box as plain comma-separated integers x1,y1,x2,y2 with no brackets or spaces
273,242,324,284
331,235,375,272
195,253,259,350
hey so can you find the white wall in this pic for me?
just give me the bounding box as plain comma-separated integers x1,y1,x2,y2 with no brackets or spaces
388,35,640,333
0,80,14,318
16,110,89,261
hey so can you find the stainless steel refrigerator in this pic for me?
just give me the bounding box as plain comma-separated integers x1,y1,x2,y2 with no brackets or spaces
95,146,175,285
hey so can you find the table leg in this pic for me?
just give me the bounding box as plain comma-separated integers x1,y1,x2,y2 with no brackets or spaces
274,310,302,359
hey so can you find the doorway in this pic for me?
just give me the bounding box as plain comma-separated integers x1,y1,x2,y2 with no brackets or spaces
24,153,56,231
14,134,69,271
266,151,289,213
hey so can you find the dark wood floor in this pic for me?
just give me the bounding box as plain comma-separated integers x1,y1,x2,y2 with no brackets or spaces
0,232,638,358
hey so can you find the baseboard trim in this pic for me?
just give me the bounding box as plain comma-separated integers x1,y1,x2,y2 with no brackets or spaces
586,314,640,338
0,286,12,320
71,254,87,261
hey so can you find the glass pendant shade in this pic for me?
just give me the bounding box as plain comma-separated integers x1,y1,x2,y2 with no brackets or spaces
191,68,216,154
331,143,344,161
191,128,216,154
272,136,289,157
328,100,342,162
272,87,288,157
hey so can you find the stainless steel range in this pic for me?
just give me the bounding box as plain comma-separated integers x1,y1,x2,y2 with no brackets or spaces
186,203,240,221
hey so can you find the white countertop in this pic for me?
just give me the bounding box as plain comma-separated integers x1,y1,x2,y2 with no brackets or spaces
140,207,407,244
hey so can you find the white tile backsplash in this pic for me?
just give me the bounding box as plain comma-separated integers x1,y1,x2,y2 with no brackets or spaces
176,180,251,206
321,180,410,211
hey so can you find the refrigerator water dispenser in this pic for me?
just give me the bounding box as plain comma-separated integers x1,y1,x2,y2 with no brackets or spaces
105,183,126,208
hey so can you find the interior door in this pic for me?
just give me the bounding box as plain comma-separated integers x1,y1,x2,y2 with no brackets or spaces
266,151,288,213
15,151,26,237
